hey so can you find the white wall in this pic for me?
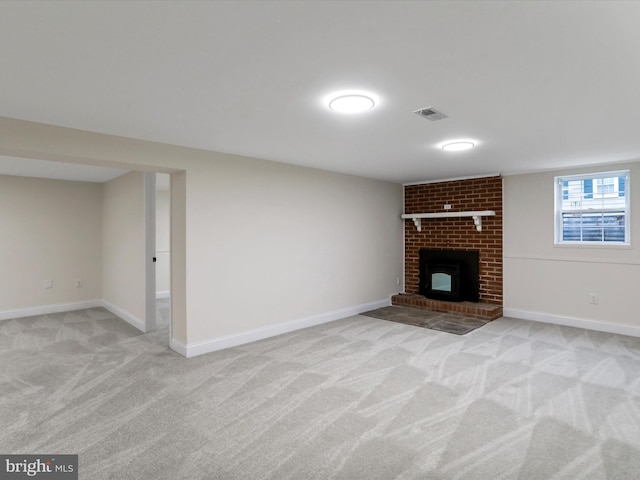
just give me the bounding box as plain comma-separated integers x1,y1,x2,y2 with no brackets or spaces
183,154,403,346
155,183,170,295
0,117,403,356
0,175,102,316
504,161,640,332
102,171,146,330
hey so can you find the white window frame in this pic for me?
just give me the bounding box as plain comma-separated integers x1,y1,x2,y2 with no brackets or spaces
554,170,630,245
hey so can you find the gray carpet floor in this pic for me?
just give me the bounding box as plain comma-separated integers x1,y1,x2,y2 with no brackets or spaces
2,307,640,479
156,297,171,330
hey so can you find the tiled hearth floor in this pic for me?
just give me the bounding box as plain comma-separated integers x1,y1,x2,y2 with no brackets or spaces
361,305,493,335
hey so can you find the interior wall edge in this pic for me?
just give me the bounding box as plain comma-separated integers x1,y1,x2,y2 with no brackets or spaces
102,300,145,332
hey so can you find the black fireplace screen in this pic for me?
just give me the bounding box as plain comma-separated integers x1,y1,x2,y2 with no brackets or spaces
419,249,480,302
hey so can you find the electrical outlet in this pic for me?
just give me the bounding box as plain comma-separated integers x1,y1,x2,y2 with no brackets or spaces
589,293,598,305
444,204,452,210
75,279,83,288
44,279,53,289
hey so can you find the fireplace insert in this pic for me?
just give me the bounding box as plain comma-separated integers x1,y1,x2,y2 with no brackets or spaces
419,249,480,302
424,262,461,301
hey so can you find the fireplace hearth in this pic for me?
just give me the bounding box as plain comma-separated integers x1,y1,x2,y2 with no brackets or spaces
419,249,479,303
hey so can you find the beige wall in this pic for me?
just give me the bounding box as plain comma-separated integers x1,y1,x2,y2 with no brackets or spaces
170,172,187,344
183,154,403,343
102,171,146,328
0,175,102,312
155,184,170,294
0,117,403,353
504,162,640,328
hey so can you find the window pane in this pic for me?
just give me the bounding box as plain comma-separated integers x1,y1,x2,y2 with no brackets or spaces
561,214,582,241
582,227,602,242
603,214,625,242
603,227,625,242
561,211,625,243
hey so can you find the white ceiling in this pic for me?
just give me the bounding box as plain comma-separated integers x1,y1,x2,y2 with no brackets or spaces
1,1,640,184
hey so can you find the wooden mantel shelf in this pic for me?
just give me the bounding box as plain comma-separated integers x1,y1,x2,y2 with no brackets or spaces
401,210,495,232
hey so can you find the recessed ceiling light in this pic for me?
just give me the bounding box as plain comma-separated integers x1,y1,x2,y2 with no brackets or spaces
441,141,475,152
328,94,375,114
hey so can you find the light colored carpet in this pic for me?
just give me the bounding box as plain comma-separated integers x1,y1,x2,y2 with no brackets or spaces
2,308,640,479
156,297,171,330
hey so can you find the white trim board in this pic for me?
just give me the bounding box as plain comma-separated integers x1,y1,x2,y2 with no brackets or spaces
143,171,157,333
0,300,103,321
403,173,500,187
177,298,391,358
504,308,640,338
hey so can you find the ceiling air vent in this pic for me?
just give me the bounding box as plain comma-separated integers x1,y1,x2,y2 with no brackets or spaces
413,107,448,121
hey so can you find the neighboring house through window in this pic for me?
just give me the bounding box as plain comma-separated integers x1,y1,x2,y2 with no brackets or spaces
555,170,629,244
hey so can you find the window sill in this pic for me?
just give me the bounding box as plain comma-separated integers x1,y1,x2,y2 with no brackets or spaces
554,242,632,250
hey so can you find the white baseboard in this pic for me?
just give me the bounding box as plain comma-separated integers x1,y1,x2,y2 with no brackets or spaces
156,290,170,299
102,300,146,332
182,298,391,358
0,300,103,321
503,308,640,338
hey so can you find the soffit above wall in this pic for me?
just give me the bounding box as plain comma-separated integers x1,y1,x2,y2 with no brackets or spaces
0,155,128,183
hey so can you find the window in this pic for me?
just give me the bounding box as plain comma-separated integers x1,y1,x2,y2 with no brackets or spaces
555,170,629,245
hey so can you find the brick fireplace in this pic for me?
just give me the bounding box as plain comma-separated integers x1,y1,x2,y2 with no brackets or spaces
393,175,503,320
